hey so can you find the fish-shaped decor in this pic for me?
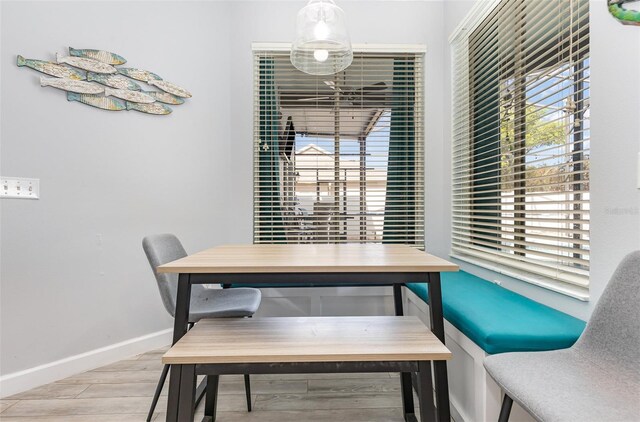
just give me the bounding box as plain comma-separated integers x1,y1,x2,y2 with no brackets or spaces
67,92,126,111
147,79,192,98
608,0,640,26
104,87,155,103
87,72,141,91
117,67,162,82
143,91,185,105
69,47,127,65
17,55,86,80
40,76,104,94
126,101,172,115
56,52,117,74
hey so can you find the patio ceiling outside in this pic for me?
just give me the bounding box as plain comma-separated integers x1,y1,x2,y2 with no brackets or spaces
279,107,385,139
275,56,395,139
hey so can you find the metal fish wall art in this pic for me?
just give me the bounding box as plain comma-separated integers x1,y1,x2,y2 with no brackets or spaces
67,92,126,111
56,53,117,74
19,47,192,116
17,55,86,80
40,77,104,94
69,47,127,65
143,91,185,105
87,72,141,91
608,0,640,26
104,87,155,103
126,102,173,115
117,67,162,82
147,79,192,98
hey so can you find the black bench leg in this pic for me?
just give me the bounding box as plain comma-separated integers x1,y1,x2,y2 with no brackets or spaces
499,394,513,422
417,361,436,422
177,365,196,422
204,375,219,421
166,365,182,422
393,284,416,421
244,374,252,411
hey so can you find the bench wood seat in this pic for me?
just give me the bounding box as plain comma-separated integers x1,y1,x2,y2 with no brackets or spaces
164,316,451,422
163,316,451,365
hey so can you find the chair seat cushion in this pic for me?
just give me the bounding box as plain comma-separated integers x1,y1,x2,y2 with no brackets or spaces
189,287,261,322
406,272,585,354
484,349,640,422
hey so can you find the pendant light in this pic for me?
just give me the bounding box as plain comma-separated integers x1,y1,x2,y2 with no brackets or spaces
290,0,353,75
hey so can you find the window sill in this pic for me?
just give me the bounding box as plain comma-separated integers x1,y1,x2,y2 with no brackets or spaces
449,253,590,302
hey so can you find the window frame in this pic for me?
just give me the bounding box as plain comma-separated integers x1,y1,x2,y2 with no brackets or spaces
252,43,427,247
449,0,591,300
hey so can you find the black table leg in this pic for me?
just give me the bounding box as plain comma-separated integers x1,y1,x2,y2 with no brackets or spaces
417,360,436,422
393,284,416,421
427,272,450,422
172,273,192,344
166,274,192,422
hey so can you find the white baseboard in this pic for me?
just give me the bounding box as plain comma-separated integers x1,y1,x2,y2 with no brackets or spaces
0,328,172,398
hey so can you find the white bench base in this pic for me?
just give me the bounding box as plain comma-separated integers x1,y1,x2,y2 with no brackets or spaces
404,288,536,422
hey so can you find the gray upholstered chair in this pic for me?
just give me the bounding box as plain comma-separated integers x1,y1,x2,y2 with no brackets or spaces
484,251,640,422
143,234,261,422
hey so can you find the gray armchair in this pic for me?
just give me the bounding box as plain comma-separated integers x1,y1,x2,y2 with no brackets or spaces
484,251,640,422
143,234,261,421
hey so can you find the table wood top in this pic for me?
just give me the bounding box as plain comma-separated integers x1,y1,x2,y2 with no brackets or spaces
157,243,458,274
162,316,452,365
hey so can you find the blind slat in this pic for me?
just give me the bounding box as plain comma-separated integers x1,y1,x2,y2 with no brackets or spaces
451,0,590,289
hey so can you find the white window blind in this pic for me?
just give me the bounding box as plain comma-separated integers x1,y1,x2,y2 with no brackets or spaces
451,0,590,295
253,50,424,246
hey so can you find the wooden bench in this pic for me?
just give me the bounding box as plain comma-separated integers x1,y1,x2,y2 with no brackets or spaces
163,316,452,422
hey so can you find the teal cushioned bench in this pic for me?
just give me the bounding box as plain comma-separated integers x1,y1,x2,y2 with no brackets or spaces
406,271,586,355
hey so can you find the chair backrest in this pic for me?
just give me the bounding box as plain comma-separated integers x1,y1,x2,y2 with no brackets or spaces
142,234,202,317
574,250,640,379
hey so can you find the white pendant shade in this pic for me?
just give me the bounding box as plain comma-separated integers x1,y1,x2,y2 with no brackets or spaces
291,0,353,75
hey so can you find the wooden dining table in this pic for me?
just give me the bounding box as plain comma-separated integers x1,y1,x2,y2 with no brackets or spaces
157,243,459,422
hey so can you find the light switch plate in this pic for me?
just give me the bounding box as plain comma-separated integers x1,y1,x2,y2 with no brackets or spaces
1,177,40,199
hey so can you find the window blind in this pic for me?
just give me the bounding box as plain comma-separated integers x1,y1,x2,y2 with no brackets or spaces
253,50,424,246
451,0,590,293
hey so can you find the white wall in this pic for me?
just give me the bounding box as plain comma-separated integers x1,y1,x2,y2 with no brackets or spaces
0,0,234,391
0,0,443,394
441,0,640,320
587,0,640,315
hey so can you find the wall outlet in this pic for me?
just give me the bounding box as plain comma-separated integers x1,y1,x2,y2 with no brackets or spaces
1,177,40,199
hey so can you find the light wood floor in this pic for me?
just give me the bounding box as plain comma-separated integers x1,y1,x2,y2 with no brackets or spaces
0,346,426,421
